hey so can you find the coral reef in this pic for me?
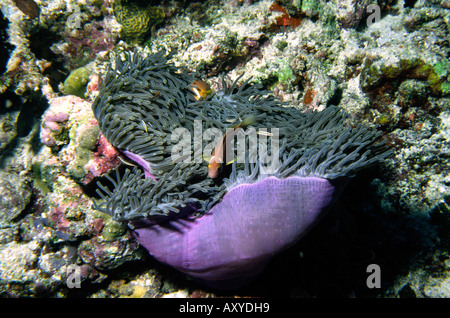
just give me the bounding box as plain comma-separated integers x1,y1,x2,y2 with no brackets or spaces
40,95,122,184
113,0,165,45
0,0,120,100
0,170,31,226
0,10,13,75
0,0,449,298
0,96,147,296
63,20,118,70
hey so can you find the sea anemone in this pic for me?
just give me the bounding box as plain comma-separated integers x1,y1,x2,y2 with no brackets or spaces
92,50,391,289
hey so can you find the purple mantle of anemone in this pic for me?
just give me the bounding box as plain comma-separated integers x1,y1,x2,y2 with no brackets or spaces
131,175,343,289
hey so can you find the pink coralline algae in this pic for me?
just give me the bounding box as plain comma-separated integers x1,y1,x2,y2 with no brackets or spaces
40,110,70,148
40,96,88,149
46,185,87,233
40,95,121,185
87,74,100,95
63,21,118,69
84,133,122,184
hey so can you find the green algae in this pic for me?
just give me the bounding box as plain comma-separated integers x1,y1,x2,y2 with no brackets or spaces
67,124,100,182
276,60,295,83
299,0,321,16
362,55,450,96
433,59,450,78
31,161,50,195
433,59,450,95
413,62,450,95
442,82,450,95
113,0,165,45
378,113,389,125
87,210,128,242
275,40,288,51
63,64,94,98
101,219,127,242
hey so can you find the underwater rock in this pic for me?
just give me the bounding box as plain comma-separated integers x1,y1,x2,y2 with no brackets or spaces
397,79,429,109
0,237,80,296
78,235,143,272
0,233,89,296
34,91,142,277
0,0,59,97
360,10,450,95
28,147,140,288
92,50,391,289
0,170,31,223
63,20,118,71
335,0,370,29
32,145,139,283
64,121,100,182
40,108,70,149
1,0,119,100
360,51,446,96
0,11,14,75
380,109,450,215
401,7,447,32
0,110,20,154
37,251,69,280
356,11,450,129
0,241,40,296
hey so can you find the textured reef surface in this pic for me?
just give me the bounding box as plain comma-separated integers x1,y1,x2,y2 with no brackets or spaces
0,0,449,297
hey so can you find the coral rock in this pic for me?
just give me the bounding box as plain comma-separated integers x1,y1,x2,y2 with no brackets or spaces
336,0,369,29
40,95,119,184
0,170,31,223
78,235,143,271
113,0,165,45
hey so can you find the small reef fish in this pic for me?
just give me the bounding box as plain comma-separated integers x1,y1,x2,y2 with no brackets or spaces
191,79,213,100
208,115,256,179
13,0,40,19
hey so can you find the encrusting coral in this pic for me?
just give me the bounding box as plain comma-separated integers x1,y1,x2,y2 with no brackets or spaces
92,50,391,288
112,0,165,45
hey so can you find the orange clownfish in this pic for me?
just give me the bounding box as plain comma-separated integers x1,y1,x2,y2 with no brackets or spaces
208,115,256,179
191,79,213,100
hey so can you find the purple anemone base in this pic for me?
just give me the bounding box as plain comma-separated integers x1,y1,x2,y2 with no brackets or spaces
132,176,344,289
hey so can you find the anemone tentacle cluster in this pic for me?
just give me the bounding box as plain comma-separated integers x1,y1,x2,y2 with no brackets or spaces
92,50,391,288
92,50,223,220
